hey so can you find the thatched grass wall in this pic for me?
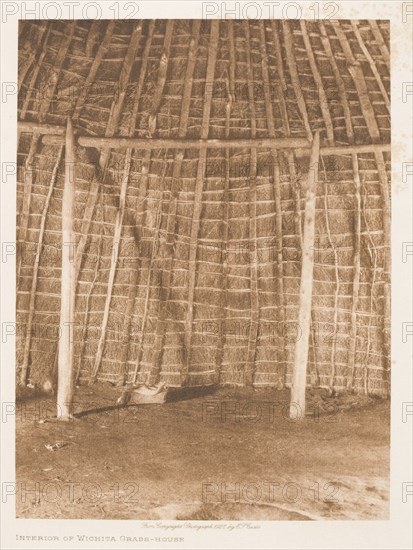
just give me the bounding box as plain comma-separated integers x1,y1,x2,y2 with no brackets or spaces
17,20,390,395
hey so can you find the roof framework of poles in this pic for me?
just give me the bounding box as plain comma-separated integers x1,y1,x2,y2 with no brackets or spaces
16,20,391,406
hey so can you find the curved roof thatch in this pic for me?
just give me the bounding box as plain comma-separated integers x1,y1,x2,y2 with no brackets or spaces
17,20,390,394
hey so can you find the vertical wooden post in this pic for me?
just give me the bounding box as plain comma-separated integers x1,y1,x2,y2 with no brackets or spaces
87,21,144,383
347,154,361,389
215,19,234,384
243,20,259,387
289,131,320,419
57,118,76,420
148,20,201,386
182,20,219,385
259,20,287,387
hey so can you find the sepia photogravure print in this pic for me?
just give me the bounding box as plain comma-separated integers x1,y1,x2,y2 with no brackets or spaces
1,2,412,549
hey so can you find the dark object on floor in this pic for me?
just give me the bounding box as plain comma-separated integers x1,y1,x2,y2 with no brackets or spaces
166,384,218,403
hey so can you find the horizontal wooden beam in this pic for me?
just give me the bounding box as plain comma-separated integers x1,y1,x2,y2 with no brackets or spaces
20,121,66,135
295,143,391,157
18,121,391,156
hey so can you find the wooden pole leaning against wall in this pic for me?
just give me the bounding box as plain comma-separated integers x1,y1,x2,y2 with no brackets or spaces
57,118,76,420
289,131,320,420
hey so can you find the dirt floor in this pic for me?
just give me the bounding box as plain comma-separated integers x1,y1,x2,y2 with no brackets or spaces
15,384,390,521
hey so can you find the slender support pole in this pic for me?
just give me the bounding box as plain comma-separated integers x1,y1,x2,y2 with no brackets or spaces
89,153,129,383
289,131,320,420
20,146,63,386
347,154,361,388
244,20,259,386
148,20,201,386
182,20,219,385
57,118,76,420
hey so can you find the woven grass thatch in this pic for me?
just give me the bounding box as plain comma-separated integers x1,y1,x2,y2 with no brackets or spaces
17,19,390,395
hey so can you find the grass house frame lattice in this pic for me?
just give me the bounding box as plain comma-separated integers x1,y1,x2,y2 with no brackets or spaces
16,19,391,418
